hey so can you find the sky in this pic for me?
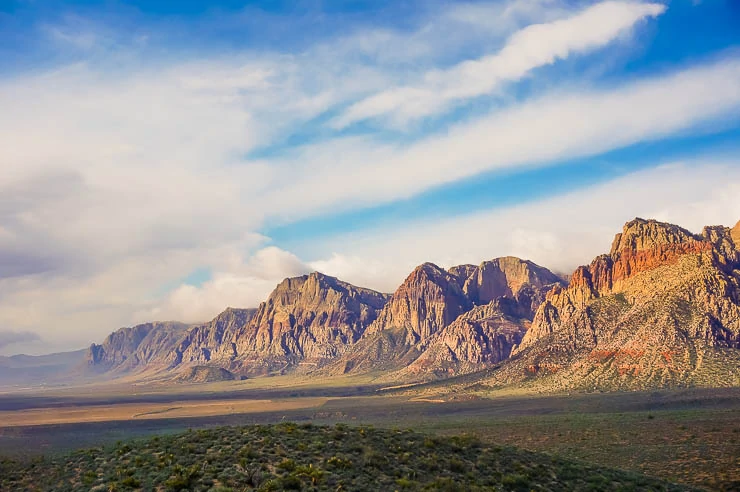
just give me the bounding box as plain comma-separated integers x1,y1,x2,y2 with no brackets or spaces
1,0,739,355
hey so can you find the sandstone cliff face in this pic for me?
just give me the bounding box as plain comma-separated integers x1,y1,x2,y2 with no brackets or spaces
332,263,470,374
336,258,562,378
86,322,189,373
228,272,389,374
366,263,471,344
460,256,563,318
392,259,562,380
168,308,257,367
732,220,740,246
86,274,388,378
489,218,740,391
405,300,531,378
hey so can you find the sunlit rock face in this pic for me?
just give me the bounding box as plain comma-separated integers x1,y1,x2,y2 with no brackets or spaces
488,218,740,391
335,258,562,379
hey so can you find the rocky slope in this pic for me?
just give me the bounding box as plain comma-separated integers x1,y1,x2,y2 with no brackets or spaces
479,218,740,391
175,365,237,383
334,258,563,378
460,257,564,318
225,272,389,375
86,322,189,374
403,300,531,379
331,263,471,374
167,308,257,368
87,273,389,378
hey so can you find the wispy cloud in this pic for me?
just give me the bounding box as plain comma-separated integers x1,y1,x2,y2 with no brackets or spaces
263,56,740,221
332,1,666,128
142,246,311,323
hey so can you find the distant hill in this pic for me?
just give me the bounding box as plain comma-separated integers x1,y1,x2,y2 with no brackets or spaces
0,349,87,387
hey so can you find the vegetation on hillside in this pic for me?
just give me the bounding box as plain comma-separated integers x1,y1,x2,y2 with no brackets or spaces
0,423,691,491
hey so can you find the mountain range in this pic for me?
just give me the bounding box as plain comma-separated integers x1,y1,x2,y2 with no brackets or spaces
4,217,739,392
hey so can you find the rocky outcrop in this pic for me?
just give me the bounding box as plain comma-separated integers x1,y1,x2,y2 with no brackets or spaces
85,274,388,378
732,220,740,246
365,263,472,344
484,218,740,391
392,259,562,380
404,300,531,379
334,259,562,378
331,263,471,374
228,272,389,375
168,308,257,367
86,322,189,373
460,256,563,318
175,365,237,383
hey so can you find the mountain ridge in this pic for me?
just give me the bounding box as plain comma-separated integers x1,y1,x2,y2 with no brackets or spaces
11,217,740,393
478,218,740,392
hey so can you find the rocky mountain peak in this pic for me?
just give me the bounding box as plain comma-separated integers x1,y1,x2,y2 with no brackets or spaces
365,262,471,343
267,275,309,306
732,220,740,245
462,256,563,310
410,262,453,283
336,257,562,378
263,272,386,312
609,218,698,255
504,218,740,391
222,272,389,374
448,264,477,285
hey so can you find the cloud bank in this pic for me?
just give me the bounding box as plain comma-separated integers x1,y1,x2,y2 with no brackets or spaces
0,330,42,350
332,1,666,128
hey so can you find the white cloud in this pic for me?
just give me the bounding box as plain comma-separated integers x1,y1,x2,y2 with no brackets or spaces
144,246,311,323
262,56,740,221
0,330,42,350
309,253,400,294
310,0,573,68
332,1,666,128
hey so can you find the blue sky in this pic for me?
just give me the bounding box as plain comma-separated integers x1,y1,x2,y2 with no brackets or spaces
1,0,740,354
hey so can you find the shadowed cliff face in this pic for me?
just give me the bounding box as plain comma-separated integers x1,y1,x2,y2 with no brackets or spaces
167,308,257,368
365,263,472,344
461,256,564,319
328,263,472,375
86,322,190,373
95,273,389,377
333,258,563,378
488,218,740,392
403,300,532,379
226,272,389,375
